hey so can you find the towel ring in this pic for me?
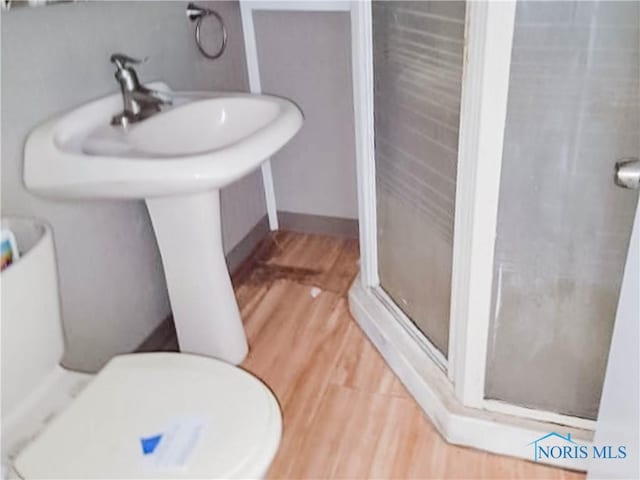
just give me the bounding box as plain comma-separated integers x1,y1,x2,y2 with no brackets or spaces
186,3,227,60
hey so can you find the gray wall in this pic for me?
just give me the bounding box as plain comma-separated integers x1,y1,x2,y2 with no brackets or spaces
1,1,266,371
485,0,640,419
254,11,358,220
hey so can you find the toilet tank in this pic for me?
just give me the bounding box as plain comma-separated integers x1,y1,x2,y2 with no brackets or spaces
1,217,65,419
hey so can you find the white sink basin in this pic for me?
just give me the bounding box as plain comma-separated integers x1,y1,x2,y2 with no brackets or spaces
25,84,303,198
23,84,303,364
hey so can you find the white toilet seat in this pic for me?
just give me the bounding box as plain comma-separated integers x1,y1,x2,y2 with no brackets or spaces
13,353,282,479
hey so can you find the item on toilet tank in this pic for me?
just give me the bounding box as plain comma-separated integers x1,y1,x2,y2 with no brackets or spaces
1,228,20,271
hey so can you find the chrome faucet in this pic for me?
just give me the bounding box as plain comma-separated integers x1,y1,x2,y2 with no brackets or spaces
110,53,171,127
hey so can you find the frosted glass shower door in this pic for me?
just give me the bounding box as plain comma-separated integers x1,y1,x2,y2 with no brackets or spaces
373,1,466,357
485,1,639,420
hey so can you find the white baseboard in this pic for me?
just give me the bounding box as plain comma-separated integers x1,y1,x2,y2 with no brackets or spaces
348,276,593,472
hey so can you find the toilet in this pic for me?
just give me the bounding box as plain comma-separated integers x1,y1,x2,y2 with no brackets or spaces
1,218,282,479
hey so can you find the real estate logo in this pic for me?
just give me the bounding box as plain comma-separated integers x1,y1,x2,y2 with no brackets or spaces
528,432,627,462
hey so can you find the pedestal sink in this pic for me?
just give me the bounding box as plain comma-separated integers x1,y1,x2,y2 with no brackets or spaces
24,84,303,364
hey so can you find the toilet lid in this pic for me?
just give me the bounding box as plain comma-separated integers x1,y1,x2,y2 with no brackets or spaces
14,353,282,479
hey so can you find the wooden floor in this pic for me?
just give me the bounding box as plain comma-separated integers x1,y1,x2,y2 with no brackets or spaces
145,231,585,479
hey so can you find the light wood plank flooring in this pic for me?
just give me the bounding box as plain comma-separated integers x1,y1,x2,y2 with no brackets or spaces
144,231,585,479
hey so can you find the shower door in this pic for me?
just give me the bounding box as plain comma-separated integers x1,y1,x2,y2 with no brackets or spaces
485,0,640,420
372,1,466,358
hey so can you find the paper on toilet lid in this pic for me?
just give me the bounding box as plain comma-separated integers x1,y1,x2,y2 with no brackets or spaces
14,353,282,479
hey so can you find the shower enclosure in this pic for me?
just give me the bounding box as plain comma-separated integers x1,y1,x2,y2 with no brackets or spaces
349,0,639,465
373,1,466,361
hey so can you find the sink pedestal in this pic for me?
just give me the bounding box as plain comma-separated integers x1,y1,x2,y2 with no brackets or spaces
24,88,303,364
146,190,248,364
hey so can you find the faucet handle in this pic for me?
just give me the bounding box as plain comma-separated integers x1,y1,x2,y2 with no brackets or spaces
110,53,148,70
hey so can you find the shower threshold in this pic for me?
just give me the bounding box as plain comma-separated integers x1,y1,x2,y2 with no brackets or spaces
348,275,593,471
